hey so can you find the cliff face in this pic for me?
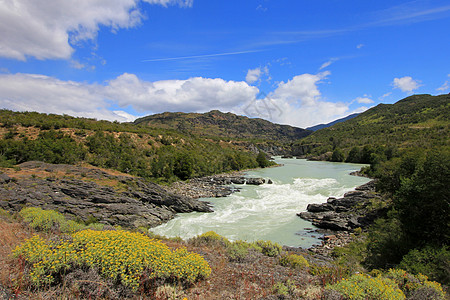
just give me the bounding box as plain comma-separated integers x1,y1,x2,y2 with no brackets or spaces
0,161,211,229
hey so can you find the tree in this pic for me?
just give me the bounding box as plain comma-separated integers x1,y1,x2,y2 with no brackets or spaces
331,149,345,162
394,150,450,246
256,151,270,168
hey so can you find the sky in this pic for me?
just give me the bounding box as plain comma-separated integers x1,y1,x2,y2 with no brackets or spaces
0,0,449,128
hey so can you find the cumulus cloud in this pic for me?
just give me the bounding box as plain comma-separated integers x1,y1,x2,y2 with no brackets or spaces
0,71,371,128
245,66,269,84
0,0,191,61
239,71,358,128
270,71,330,106
357,43,364,49
0,72,258,121
392,76,422,93
0,73,131,121
105,73,258,112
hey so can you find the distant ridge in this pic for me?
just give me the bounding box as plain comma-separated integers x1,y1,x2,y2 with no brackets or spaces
297,94,450,157
306,113,359,131
134,110,312,141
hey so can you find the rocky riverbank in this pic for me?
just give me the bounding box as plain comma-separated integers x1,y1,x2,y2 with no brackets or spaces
166,172,270,199
298,180,388,255
0,161,212,229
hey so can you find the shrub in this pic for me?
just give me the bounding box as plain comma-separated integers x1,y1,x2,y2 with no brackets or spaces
13,229,211,290
279,253,309,270
252,240,282,257
226,240,250,262
189,231,230,248
398,245,450,285
386,269,446,299
327,273,406,300
19,207,103,233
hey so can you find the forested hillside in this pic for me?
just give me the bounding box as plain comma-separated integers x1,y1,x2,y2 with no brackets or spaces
0,110,273,183
134,110,312,142
297,94,449,163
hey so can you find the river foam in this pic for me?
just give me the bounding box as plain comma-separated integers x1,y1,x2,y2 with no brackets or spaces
150,158,370,247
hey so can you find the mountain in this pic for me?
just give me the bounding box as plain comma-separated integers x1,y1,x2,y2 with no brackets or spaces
134,110,312,142
306,113,359,131
296,94,450,160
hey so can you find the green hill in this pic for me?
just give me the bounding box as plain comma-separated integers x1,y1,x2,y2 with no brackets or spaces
296,94,450,162
134,110,312,142
0,110,274,182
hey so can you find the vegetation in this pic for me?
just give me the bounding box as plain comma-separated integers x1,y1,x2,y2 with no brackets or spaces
298,94,449,163
326,270,445,300
134,110,311,142
0,109,266,182
19,207,104,233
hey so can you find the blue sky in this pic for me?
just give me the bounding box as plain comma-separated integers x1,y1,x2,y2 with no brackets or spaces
0,0,449,127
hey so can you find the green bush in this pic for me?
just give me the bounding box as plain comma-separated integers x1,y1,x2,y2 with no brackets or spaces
226,240,250,262
252,240,282,257
19,207,103,233
189,231,230,248
398,246,450,285
279,253,309,270
327,273,406,300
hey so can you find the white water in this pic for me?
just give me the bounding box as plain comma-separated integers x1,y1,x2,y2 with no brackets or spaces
151,158,370,248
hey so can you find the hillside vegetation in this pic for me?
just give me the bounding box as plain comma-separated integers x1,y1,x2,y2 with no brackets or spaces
0,110,274,183
134,110,312,142
298,94,449,163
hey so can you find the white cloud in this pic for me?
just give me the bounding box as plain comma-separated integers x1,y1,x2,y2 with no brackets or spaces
0,73,129,121
355,96,373,104
0,0,191,61
270,71,330,106
239,71,357,128
144,0,193,7
245,66,269,84
356,43,364,49
319,58,338,70
0,72,258,121
392,76,422,93
105,73,258,112
436,74,450,92
0,71,373,128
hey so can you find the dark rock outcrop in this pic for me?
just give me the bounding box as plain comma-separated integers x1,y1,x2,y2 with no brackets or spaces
0,162,212,229
298,181,386,231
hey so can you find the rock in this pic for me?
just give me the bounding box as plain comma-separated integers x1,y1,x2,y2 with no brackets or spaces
307,203,334,212
0,173,11,184
267,179,273,184
246,177,265,185
0,162,213,229
298,180,385,232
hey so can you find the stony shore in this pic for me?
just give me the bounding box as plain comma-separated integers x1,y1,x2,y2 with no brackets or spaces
298,180,387,256
0,161,213,229
165,172,269,199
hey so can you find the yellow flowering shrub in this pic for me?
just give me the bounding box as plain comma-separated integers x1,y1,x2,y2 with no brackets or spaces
13,229,211,290
386,268,445,299
327,273,406,300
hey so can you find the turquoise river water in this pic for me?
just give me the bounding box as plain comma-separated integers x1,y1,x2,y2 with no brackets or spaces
150,158,370,248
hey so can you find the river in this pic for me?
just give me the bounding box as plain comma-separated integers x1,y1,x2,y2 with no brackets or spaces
150,158,370,248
